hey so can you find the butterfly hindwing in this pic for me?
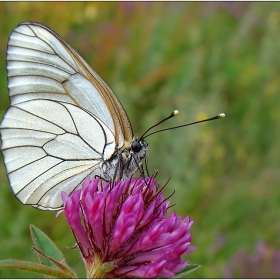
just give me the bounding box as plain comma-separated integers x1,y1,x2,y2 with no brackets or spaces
1,99,115,210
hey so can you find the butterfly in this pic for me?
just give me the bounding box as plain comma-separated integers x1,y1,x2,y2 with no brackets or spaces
0,22,148,210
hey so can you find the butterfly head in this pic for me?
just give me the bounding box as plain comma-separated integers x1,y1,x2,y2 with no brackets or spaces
131,138,146,153
129,138,148,167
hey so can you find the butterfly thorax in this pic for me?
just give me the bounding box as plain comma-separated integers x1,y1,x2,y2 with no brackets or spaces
100,139,147,181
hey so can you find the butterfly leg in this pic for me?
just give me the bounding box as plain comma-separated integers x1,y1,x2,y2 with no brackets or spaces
94,175,109,182
145,156,150,177
112,153,124,184
131,154,146,180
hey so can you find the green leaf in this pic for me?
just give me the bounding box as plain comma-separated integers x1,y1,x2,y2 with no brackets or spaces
32,246,77,278
0,259,75,278
30,224,68,268
172,264,201,278
30,224,77,278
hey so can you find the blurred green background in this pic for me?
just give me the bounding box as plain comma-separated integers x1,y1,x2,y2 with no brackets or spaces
0,2,280,278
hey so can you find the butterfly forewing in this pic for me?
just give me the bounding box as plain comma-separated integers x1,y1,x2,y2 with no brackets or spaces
7,21,134,147
1,22,138,210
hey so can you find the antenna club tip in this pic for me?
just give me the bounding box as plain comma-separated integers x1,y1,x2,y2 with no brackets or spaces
218,113,225,118
173,110,179,116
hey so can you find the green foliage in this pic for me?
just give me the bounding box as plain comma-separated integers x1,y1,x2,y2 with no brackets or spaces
0,226,77,280
0,259,75,279
173,264,201,278
30,225,76,278
0,2,280,278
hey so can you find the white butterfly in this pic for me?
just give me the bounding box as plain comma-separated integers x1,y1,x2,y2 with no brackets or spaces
0,22,147,210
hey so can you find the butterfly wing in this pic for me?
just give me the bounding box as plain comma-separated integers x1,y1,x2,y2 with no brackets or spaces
1,21,133,210
1,100,116,210
6,21,134,148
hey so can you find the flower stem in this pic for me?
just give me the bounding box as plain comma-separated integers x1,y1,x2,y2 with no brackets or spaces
86,254,115,279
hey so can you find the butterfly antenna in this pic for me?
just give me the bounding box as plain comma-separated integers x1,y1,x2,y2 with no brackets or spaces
142,113,225,140
140,110,179,140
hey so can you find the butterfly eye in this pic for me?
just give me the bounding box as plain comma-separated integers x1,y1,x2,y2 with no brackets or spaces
131,140,142,153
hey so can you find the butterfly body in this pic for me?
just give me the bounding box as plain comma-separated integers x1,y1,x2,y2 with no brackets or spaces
0,22,147,210
101,139,147,182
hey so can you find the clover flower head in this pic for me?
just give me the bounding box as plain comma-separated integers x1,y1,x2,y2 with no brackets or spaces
61,177,196,278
